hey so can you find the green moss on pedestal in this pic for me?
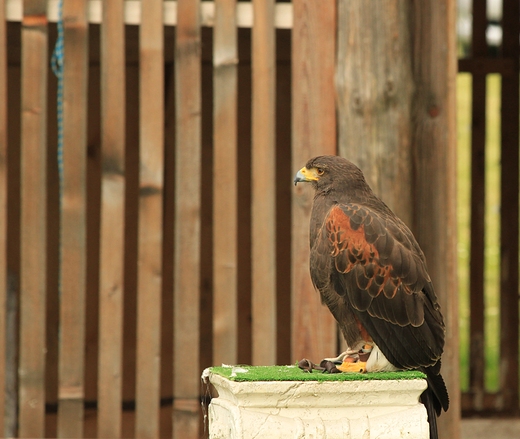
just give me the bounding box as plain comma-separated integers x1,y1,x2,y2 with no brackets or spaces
209,365,426,382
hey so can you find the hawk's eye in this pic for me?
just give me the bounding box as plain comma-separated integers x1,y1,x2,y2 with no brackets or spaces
316,168,324,175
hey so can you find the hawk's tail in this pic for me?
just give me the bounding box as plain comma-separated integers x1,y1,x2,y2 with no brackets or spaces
425,369,449,414
420,386,440,439
421,370,449,439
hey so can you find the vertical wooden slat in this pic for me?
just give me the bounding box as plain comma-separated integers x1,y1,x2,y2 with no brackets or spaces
57,1,88,437
0,0,7,435
291,0,337,363
174,1,201,438
19,0,48,436
213,0,238,366
499,0,519,413
251,0,277,366
98,0,125,437
411,1,460,437
468,72,486,402
468,0,487,407
136,1,164,437
5,65,20,439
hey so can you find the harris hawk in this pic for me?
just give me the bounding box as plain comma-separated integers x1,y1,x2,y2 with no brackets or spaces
294,155,449,439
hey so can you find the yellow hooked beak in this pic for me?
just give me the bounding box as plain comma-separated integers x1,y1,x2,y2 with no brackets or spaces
294,167,320,185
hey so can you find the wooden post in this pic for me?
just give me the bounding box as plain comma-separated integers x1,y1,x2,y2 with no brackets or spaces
174,1,202,438
57,1,89,437
336,0,416,370
251,0,277,366
4,65,20,439
411,1,460,437
336,0,414,225
291,0,337,363
98,1,125,437
336,1,460,437
19,1,48,437
468,0,487,408
0,0,7,435
213,0,239,366
498,0,519,414
136,1,164,437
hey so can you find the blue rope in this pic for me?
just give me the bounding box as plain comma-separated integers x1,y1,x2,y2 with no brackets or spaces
51,0,64,296
52,0,64,188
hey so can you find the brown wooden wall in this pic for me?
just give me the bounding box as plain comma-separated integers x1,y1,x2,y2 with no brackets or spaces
0,1,462,438
0,1,336,437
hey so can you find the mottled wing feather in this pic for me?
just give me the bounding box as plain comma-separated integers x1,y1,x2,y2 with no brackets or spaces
327,204,430,318
311,203,445,370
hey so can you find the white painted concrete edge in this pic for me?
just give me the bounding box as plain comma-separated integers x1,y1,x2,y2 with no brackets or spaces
205,370,430,439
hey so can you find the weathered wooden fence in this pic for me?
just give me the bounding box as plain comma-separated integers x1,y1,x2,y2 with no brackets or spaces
0,1,461,438
458,0,520,416
1,1,335,437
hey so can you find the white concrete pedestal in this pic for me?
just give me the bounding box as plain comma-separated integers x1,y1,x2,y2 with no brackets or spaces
206,371,429,439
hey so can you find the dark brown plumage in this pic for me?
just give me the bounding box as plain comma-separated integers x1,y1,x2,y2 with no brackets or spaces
295,155,448,438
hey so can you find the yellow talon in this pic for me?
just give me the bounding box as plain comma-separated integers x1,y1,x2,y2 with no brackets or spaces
337,361,367,373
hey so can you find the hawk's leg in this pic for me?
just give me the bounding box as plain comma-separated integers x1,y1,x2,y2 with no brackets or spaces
337,360,367,373
323,344,373,373
322,350,351,363
334,344,398,373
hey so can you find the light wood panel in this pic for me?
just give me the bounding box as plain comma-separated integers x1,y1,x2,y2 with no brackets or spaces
98,1,125,437
19,0,48,436
291,0,337,363
173,1,202,437
251,0,277,366
135,0,164,437
57,1,89,437
213,0,238,366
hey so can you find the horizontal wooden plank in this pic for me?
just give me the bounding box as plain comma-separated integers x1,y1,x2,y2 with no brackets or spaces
458,58,517,76
6,0,294,28
461,391,518,415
